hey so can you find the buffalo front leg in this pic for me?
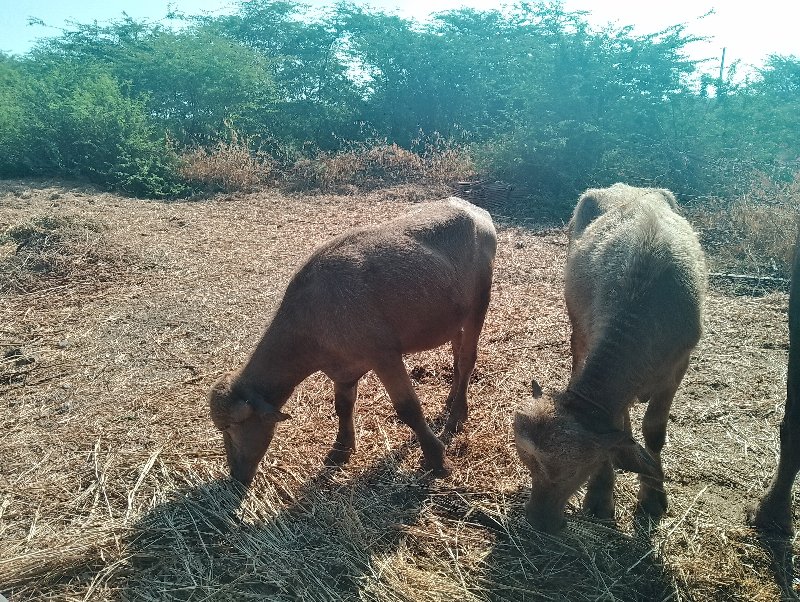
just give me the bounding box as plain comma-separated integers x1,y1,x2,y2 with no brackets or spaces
325,379,359,466
753,419,800,535
752,336,800,535
583,460,617,521
375,355,449,476
567,304,588,382
752,231,800,534
584,410,630,520
638,374,683,519
752,291,800,535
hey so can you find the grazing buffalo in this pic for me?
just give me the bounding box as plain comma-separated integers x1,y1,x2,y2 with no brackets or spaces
209,198,497,485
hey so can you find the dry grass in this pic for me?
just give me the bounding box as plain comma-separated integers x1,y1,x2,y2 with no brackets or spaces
0,179,795,600
290,140,477,193
178,137,475,196
0,194,140,295
179,133,275,193
688,173,799,289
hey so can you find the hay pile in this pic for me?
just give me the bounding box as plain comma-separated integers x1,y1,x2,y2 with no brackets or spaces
0,180,793,600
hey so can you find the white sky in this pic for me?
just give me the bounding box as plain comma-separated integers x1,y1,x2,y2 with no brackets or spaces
1,0,798,73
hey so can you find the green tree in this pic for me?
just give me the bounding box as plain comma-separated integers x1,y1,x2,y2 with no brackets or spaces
0,55,30,176
212,0,365,151
748,55,800,168
35,17,278,145
3,56,182,196
342,7,521,145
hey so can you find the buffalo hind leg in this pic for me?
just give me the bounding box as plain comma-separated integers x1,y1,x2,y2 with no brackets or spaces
375,355,449,476
445,332,464,412
325,379,359,466
444,285,491,435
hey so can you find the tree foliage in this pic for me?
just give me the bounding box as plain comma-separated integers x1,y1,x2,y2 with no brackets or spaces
0,55,183,196
0,0,797,205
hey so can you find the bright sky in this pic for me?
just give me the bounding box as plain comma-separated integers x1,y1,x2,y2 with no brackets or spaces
2,0,798,73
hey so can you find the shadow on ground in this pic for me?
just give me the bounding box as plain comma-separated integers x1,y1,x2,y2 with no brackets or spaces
428,486,679,601
114,444,434,600
114,422,681,601
754,533,799,600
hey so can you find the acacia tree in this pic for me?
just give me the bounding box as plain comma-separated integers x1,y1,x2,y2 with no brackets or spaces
2,17,281,195
675,54,800,198
341,7,526,145
2,0,796,204
472,5,702,199
0,55,183,196
740,55,800,174
341,2,704,201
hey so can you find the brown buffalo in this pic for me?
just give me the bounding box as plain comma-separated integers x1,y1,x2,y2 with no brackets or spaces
751,225,800,535
209,197,497,485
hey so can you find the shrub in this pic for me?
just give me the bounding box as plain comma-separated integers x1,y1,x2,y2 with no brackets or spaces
2,60,184,198
688,172,800,280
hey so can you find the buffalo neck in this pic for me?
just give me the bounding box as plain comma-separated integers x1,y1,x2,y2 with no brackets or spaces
569,317,646,421
237,315,319,407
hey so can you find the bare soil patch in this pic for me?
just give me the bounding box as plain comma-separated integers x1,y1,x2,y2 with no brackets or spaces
0,180,793,600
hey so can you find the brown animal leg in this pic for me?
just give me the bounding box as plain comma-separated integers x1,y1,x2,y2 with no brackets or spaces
753,419,800,535
583,460,616,520
375,356,449,476
584,410,629,520
753,238,800,534
444,284,491,435
325,379,359,466
445,333,464,411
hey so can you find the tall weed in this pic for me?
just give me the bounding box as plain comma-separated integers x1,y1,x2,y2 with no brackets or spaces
179,132,274,193
289,137,476,192
688,172,799,280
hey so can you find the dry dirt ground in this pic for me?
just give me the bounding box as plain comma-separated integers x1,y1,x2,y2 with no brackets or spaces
0,180,794,600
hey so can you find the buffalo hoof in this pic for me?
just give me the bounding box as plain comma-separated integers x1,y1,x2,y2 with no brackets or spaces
748,499,794,537
582,491,615,522
637,487,668,519
324,444,354,467
422,457,453,478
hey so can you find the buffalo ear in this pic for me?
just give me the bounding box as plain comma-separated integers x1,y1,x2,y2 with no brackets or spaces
253,399,292,422
530,379,543,399
587,430,661,478
513,410,550,478
269,410,292,423
209,372,251,426
612,435,661,478
513,411,539,450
